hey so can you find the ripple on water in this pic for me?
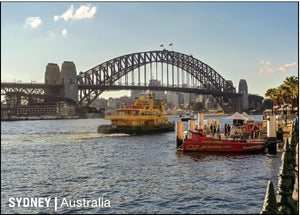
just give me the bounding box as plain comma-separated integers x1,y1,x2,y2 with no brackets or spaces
1,118,282,214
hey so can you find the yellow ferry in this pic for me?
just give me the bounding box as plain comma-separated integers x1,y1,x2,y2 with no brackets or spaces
98,93,175,135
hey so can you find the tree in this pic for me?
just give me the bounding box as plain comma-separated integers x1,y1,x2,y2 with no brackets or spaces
265,88,279,110
282,76,298,110
265,76,299,113
191,102,205,112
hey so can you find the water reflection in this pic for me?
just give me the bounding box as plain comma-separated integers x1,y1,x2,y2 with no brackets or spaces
175,151,267,163
1,118,282,214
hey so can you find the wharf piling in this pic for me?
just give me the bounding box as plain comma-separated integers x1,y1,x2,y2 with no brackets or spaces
261,181,279,214
266,115,277,154
176,121,183,148
266,137,278,154
198,113,204,129
188,120,195,139
260,117,299,214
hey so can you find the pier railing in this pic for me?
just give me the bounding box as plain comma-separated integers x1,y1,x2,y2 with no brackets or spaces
260,116,298,214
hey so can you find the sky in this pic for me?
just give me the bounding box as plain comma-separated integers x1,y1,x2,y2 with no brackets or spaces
1,2,298,99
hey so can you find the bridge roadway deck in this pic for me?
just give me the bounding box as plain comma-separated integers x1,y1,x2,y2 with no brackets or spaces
78,85,242,97
1,82,63,88
1,82,242,97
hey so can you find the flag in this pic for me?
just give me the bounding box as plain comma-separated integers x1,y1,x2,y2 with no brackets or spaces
169,43,173,46
160,44,164,47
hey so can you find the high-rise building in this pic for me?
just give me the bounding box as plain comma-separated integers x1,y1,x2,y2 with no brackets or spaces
131,89,146,99
149,79,164,100
165,91,178,106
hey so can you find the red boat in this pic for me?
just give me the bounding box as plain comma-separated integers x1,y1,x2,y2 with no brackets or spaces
176,129,269,153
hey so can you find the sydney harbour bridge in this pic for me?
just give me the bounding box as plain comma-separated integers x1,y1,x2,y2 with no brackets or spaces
1,50,263,113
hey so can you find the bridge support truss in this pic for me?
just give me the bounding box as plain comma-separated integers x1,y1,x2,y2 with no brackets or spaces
78,50,238,113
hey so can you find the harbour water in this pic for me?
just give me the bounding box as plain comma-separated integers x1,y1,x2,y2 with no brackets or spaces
1,116,282,214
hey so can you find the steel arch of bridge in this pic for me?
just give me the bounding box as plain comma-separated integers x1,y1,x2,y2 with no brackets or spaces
78,50,237,112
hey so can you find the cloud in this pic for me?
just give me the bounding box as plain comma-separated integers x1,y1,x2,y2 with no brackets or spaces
24,16,42,28
259,60,297,74
62,29,68,37
54,4,97,21
260,60,271,66
54,5,74,21
73,4,97,20
278,62,297,73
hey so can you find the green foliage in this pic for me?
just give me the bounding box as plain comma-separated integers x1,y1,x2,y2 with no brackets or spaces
265,76,298,108
191,101,205,111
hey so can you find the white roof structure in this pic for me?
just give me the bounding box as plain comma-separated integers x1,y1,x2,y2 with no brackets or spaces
226,112,248,120
241,112,256,121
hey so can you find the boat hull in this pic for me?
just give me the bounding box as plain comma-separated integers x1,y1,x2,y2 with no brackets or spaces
98,122,175,135
181,117,191,121
179,138,267,152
